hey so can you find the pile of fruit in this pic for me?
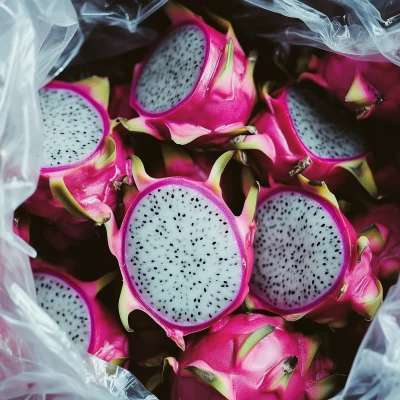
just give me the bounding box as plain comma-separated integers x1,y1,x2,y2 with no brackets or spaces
14,2,400,399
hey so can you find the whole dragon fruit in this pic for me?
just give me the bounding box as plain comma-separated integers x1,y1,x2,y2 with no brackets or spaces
351,203,400,281
301,52,400,123
25,76,130,233
165,313,338,400
121,2,257,145
245,174,382,328
105,151,259,349
228,82,378,197
32,260,129,366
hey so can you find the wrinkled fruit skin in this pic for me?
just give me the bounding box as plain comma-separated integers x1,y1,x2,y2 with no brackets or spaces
248,181,383,328
351,203,400,280
242,84,375,194
127,4,256,145
167,313,337,400
31,260,129,366
302,52,400,123
25,78,130,239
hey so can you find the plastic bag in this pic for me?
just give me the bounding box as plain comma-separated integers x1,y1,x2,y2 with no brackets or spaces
49,0,168,81
330,277,400,399
242,0,400,65
0,0,158,398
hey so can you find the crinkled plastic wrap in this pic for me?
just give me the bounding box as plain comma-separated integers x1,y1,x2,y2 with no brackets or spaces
0,0,158,398
243,0,400,64
49,0,168,80
331,278,400,400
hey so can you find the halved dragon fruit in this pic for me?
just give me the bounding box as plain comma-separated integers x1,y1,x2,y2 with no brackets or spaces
25,76,130,233
105,152,259,349
165,313,338,400
245,174,382,327
32,260,129,366
351,203,400,281
228,82,379,197
121,2,256,145
301,52,400,123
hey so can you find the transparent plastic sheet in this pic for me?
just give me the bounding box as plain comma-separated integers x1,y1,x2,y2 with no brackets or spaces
0,0,157,399
49,0,168,81
331,278,400,400
242,0,400,65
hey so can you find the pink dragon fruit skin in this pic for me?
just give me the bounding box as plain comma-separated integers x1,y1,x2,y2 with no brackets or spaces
31,260,129,367
165,313,338,400
301,52,400,123
104,152,259,349
25,76,130,233
122,2,257,146
351,203,400,281
245,174,382,328
229,83,379,197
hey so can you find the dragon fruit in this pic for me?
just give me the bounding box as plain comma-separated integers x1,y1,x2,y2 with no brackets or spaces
121,2,256,145
228,82,379,197
105,151,259,349
351,203,400,281
165,313,338,400
245,174,382,328
301,52,400,123
32,260,129,366
25,76,129,233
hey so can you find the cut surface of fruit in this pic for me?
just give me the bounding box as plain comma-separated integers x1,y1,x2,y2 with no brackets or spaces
124,181,243,326
286,85,368,159
134,24,207,113
34,272,91,350
39,87,104,168
252,190,344,310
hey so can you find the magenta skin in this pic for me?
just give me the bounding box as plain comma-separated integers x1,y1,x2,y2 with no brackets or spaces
249,183,382,327
351,203,400,281
302,52,400,124
25,78,130,237
167,313,337,400
245,85,373,191
127,7,256,145
31,260,129,365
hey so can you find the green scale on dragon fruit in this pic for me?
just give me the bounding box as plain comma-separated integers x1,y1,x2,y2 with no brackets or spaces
245,174,382,328
103,151,259,349
351,203,400,281
25,76,130,239
32,260,129,366
228,82,379,197
120,2,257,146
166,313,339,400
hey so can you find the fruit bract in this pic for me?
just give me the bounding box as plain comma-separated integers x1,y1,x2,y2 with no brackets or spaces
122,2,256,145
228,82,378,197
301,52,400,123
32,260,129,366
25,76,129,233
246,175,382,327
166,313,338,400
105,152,259,349
351,203,400,281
